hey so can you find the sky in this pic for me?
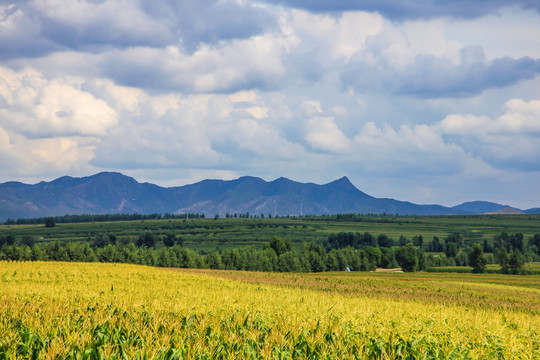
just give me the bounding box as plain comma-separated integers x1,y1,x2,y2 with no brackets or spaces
1,0,540,209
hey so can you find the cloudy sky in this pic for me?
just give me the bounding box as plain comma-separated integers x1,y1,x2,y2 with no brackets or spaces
1,0,540,209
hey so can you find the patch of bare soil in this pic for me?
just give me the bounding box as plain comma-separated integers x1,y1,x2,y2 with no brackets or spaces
375,268,403,273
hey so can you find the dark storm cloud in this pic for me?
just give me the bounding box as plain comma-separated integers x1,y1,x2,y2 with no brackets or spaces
263,0,540,20
342,46,540,98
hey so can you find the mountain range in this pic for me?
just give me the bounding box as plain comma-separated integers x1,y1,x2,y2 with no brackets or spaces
0,172,538,221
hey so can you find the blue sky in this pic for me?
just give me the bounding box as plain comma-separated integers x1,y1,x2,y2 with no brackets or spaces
1,0,540,209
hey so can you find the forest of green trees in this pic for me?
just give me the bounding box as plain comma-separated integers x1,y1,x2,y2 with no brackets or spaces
1,229,538,274
3,213,207,225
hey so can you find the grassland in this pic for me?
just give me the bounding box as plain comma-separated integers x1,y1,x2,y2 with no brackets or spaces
2,214,540,252
426,263,540,274
1,261,538,359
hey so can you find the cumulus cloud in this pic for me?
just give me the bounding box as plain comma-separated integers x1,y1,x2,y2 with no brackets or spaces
293,96,540,179
263,0,540,20
351,122,466,175
0,3,59,59
99,30,297,93
0,66,117,178
447,7,540,60
0,0,276,59
288,10,383,61
79,82,306,172
8,4,538,99
438,98,540,170
140,0,277,51
499,98,540,133
0,125,97,177
0,0,167,59
305,117,352,153
90,94,221,170
1,0,540,208
343,97,540,175
0,67,118,137
343,43,540,98
439,98,540,135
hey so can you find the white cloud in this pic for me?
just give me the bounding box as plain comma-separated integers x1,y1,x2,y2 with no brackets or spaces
228,90,258,103
289,10,383,61
305,117,351,153
84,78,145,114
437,98,540,170
403,19,462,64
352,121,465,175
78,83,306,172
1,0,277,60
438,114,494,135
499,98,540,133
299,100,323,116
0,126,97,176
213,116,304,160
351,98,540,175
100,30,297,92
0,67,118,137
447,7,540,60
0,66,114,178
439,98,540,135
31,0,166,39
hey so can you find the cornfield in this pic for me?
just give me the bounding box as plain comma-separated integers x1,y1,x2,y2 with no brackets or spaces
1,261,538,359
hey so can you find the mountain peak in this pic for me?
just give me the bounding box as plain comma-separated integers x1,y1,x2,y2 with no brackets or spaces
452,201,508,214
49,175,75,185
91,171,133,179
273,176,291,182
237,175,264,182
234,176,268,189
326,176,355,190
323,176,375,199
87,172,138,184
334,176,352,183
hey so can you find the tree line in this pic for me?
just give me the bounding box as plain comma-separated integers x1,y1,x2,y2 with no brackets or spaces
325,231,540,274
1,230,538,274
0,231,424,272
0,238,376,273
3,213,208,225
2,211,298,226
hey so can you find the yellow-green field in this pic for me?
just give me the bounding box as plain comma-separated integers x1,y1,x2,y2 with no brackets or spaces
1,261,539,359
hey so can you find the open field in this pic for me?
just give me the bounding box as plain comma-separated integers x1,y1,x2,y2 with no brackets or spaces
2,214,540,252
426,263,540,274
1,261,538,359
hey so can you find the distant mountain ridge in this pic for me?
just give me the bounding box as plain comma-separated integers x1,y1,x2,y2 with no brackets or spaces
451,201,521,214
0,172,538,221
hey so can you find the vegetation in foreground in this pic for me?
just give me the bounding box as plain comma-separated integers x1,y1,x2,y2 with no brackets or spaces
1,261,538,359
